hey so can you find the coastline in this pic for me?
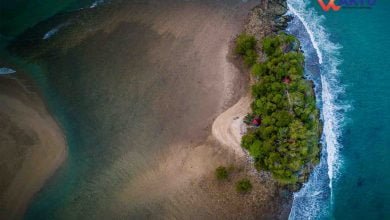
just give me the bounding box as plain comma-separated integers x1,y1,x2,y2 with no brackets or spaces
211,0,288,159
0,68,67,220
210,0,324,215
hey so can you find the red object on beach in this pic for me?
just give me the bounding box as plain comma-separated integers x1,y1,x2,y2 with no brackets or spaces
252,118,261,126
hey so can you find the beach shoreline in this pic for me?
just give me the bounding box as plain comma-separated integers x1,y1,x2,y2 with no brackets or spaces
212,95,251,158
0,68,67,220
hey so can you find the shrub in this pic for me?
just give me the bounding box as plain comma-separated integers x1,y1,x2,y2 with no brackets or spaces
243,49,258,66
262,36,280,56
251,63,267,76
241,132,256,150
215,166,229,180
235,34,258,67
235,34,257,55
236,178,252,193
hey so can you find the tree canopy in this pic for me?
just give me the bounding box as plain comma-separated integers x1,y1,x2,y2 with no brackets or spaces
235,34,258,66
236,33,321,187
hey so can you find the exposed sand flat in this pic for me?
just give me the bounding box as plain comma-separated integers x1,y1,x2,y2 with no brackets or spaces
0,75,66,220
212,95,251,157
7,0,290,219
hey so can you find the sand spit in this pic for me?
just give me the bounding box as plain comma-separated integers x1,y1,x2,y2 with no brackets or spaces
212,95,251,158
0,73,66,220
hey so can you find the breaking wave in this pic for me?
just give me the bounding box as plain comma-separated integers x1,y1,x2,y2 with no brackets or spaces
90,0,105,8
0,67,16,75
43,22,71,40
286,0,348,219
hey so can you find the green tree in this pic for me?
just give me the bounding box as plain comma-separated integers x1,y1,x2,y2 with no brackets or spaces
235,34,257,55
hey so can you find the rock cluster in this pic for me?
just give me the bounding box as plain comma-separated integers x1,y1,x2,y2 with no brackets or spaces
244,0,290,40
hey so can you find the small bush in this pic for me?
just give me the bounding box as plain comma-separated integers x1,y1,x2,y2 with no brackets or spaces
243,49,258,66
235,34,258,67
236,178,252,193
215,166,229,180
251,63,266,76
235,34,257,55
262,36,280,56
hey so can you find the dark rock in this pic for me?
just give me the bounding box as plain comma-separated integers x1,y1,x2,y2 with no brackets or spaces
244,0,290,40
268,0,288,16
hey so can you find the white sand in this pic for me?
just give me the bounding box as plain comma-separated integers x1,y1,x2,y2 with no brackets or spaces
212,95,251,157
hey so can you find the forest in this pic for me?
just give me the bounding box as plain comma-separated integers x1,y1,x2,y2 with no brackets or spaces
236,33,321,187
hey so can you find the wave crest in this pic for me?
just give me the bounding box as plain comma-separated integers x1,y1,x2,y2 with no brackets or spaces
287,0,349,219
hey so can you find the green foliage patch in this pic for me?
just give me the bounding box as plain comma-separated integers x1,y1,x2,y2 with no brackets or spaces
236,33,321,187
235,34,258,66
215,166,229,180
235,178,252,193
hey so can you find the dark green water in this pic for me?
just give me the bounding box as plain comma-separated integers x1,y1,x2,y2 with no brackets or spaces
0,0,94,38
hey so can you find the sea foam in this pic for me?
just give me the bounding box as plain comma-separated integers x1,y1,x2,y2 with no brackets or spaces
90,0,105,8
0,67,16,75
43,22,70,40
286,0,347,219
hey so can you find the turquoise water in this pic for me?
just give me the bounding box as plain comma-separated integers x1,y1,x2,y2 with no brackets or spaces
325,1,390,219
288,0,390,219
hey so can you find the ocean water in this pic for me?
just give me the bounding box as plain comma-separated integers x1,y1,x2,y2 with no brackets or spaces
287,0,390,219
0,0,96,38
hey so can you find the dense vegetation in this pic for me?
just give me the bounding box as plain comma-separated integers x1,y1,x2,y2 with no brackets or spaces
236,34,321,187
235,34,258,66
235,178,252,193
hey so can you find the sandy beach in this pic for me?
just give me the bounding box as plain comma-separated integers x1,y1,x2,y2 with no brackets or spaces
212,95,251,158
0,72,66,220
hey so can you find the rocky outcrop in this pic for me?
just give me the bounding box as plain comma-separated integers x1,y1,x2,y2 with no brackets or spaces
244,0,290,40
